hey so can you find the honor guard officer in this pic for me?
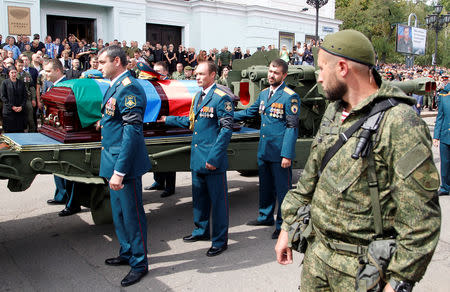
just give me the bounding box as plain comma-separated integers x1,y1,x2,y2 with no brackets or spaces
433,81,450,196
159,61,234,257
275,30,441,292
234,58,301,239
98,45,151,287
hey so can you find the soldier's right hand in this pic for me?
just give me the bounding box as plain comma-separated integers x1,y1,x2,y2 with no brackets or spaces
275,230,293,265
157,116,166,123
433,139,439,147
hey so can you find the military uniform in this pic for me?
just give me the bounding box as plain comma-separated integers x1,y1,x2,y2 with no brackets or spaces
281,30,441,291
17,71,37,132
434,83,450,195
165,84,233,248
100,70,151,272
171,71,185,80
234,82,300,231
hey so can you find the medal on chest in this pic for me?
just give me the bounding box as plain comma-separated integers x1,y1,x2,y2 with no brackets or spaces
259,101,265,114
105,98,116,116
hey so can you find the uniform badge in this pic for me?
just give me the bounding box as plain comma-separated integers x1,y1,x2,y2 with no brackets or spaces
291,98,298,104
122,77,131,87
259,101,265,114
291,104,299,114
125,95,136,109
105,98,116,116
225,101,232,112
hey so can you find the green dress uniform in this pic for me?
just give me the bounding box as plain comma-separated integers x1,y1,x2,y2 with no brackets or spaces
281,83,441,290
171,71,185,80
100,70,151,272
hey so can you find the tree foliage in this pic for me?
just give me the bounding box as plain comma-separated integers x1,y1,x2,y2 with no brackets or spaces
335,0,449,67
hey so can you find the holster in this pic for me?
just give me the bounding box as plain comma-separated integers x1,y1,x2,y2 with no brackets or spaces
287,204,312,253
355,239,396,292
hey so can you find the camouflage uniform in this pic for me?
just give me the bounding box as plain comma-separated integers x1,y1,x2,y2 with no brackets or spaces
171,71,185,80
281,83,441,291
17,71,37,132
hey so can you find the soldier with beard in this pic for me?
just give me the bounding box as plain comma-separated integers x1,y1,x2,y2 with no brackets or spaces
275,30,440,292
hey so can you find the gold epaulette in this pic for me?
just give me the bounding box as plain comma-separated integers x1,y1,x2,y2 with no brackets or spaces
284,87,295,95
122,77,131,86
214,88,226,97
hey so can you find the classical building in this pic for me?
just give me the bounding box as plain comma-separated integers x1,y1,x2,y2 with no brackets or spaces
1,0,341,51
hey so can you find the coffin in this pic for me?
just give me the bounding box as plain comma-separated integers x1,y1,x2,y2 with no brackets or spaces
40,78,200,143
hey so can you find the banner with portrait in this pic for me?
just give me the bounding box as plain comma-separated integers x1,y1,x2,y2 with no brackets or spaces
396,24,426,56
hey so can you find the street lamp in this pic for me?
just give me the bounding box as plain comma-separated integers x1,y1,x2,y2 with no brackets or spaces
306,0,328,44
426,1,450,68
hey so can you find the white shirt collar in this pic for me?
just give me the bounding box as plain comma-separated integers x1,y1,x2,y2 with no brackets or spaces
202,83,215,96
270,82,284,94
110,70,128,87
54,76,65,85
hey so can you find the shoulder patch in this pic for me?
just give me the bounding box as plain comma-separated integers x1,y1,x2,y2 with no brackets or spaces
122,77,131,87
214,88,226,97
225,101,232,112
125,95,137,109
284,87,295,95
262,88,269,92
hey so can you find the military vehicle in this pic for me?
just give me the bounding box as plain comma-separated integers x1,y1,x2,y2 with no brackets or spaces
0,50,436,224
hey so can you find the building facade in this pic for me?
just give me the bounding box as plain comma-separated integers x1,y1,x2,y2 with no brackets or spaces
1,0,341,51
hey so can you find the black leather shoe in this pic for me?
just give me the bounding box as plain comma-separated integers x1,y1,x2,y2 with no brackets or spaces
271,229,281,239
183,234,210,242
47,199,65,205
105,257,129,266
246,219,274,226
160,190,175,198
58,206,81,217
121,269,148,287
206,245,227,257
144,182,164,191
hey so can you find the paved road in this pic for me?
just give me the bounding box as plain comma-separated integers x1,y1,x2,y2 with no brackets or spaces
0,112,448,291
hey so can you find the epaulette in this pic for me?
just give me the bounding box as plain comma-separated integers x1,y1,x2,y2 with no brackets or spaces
122,77,131,87
214,88,226,97
261,88,269,92
284,87,295,95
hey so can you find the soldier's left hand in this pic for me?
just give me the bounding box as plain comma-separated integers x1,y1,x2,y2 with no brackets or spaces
205,162,217,170
281,158,291,168
109,173,124,191
275,230,293,265
383,283,395,292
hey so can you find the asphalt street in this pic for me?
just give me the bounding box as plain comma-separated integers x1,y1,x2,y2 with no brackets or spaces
0,111,448,291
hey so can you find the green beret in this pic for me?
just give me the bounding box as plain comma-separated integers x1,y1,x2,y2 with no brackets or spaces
184,66,193,71
320,30,375,67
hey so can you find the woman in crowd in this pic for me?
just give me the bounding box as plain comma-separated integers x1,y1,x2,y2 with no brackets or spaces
279,45,290,63
197,50,207,64
217,65,231,88
0,66,27,133
59,50,72,70
165,44,177,74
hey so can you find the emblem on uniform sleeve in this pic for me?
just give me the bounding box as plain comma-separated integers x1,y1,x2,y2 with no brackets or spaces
125,95,137,108
225,101,232,112
291,104,299,114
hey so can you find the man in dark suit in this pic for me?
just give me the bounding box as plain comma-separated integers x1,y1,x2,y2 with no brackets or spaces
98,45,151,287
434,82,450,196
160,61,234,257
66,59,82,80
43,59,81,216
234,59,301,239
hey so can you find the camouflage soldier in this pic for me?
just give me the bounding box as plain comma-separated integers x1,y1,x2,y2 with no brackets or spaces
172,63,185,80
183,66,195,80
16,59,37,132
275,30,441,292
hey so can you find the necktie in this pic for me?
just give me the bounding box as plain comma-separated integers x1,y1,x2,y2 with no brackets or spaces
197,91,205,108
268,90,274,100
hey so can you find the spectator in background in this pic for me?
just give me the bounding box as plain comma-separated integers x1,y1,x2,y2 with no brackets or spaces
154,43,163,63
0,66,27,133
66,59,82,80
207,49,216,63
68,34,79,54
44,35,57,59
244,49,251,59
187,47,197,68
22,43,34,61
183,65,195,80
165,44,177,74
172,63,185,80
177,45,188,67
122,40,129,55
0,35,4,48
134,50,146,64
89,55,99,70
197,50,207,64
234,47,242,60
76,40,91,71
302,44,314,66
412,93,423,115
217,65,231,88
21,55,38,87
218,46,232,71
54,38,64,58
3,37,21,60
279,45,289,63
59,50,72,70
32,34,45,53
31,53,42,71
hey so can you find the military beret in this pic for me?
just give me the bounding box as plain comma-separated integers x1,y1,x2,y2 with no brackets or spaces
137,61,152,72
81,69,103,79
184,66,193,71
320,29,376,67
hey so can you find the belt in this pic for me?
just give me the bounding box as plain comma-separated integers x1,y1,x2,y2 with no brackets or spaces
313,224,368,256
